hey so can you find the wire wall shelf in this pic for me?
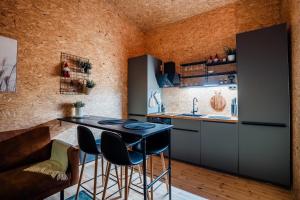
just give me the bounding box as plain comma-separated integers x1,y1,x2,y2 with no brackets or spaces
60,52,89,95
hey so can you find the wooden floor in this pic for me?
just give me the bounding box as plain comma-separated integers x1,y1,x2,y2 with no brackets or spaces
152,157,293,200
47,156,294,200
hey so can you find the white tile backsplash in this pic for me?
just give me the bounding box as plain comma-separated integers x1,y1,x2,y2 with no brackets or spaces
162,86,237,116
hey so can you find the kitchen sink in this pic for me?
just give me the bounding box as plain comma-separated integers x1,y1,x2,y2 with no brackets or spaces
177,113,204,117
207,115,231,120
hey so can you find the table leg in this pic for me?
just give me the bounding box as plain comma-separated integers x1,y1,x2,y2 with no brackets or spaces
142,138,147,200
168,130,172,200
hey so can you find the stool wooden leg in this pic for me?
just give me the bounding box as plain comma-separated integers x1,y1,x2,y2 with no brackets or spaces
127,166,134,197
75,153,86,200
160,153,169,192
114,165,122,197
125,166,129,200
137,165,143,184
150,156,154,200
102,162,111,200
94,155,98,200
101,155,104,185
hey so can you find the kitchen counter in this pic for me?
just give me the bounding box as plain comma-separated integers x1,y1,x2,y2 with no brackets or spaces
147,113,238,123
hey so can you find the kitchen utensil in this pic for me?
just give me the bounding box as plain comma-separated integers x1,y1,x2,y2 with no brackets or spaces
210,91,226,112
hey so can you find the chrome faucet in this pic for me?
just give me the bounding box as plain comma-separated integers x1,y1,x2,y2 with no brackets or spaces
191,97,198,115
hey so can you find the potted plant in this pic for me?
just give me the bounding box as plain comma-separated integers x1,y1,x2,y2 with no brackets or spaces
224,46,236,62
85,79,96,94
78,60,85,73
84,62,92,74
73,101,85,118
78,60,92,74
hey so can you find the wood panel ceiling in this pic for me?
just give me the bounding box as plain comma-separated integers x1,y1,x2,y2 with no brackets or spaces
110,0,238,31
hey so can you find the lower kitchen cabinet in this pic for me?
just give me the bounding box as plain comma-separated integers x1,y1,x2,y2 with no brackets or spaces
201,121,238,173
171,119,201,165
239,124,290,186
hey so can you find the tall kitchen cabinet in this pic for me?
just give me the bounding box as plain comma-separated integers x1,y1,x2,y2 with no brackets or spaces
128,55,162,121
237,24,290,186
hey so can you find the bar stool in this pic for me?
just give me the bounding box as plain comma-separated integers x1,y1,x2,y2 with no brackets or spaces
101,131,144,200
132,130,170,200
75,126,105,200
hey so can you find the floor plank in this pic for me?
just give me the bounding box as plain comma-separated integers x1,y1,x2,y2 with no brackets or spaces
46,156,293,200
152,156,293,200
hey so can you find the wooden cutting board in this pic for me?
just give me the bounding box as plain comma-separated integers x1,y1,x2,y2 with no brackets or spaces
210,91,226,112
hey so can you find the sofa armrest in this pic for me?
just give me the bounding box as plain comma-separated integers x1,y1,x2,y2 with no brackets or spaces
0,127,52,172
67,146,80,185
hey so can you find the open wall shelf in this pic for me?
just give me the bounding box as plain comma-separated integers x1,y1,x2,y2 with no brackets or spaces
179,59,237,87
181,60,236,67
181,71,236,79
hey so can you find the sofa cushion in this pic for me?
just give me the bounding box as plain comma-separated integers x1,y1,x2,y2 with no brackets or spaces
0,164,71,200
0,127,51,172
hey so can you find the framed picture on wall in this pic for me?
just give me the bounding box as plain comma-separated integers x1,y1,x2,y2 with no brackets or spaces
0,35,17,92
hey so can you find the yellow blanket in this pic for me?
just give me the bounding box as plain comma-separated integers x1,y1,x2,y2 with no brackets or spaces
24,140,71,181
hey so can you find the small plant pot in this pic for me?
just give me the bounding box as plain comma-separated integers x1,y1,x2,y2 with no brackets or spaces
227,54,236,62
75,107,83,118
85,87,92,95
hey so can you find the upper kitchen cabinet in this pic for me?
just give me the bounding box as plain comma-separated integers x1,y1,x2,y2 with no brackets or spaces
237,24,290,124
128,55,162,118
237,24,290,187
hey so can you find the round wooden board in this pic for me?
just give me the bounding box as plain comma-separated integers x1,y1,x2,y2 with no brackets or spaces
210,92,226,112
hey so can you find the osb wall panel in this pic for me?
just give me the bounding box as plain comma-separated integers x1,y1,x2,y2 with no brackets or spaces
0,0,145,132
110,0,238,31
145,0,284,115
288,0,300,198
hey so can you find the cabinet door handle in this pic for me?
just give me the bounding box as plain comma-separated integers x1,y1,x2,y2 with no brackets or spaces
241,121,287,127
172,127,199,132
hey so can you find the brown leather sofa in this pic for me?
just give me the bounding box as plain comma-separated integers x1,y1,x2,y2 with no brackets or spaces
0,126,79,200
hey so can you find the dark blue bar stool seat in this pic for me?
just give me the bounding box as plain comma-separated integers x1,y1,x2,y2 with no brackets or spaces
132,130,170,200
76,126,105,200
101,131,144,200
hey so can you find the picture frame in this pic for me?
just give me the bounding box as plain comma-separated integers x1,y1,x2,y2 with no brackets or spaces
0,35,18,92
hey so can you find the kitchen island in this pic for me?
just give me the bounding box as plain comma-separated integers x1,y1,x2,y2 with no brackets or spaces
58,115,173,200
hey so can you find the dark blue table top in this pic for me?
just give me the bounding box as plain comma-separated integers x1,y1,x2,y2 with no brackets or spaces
57,115,173,138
